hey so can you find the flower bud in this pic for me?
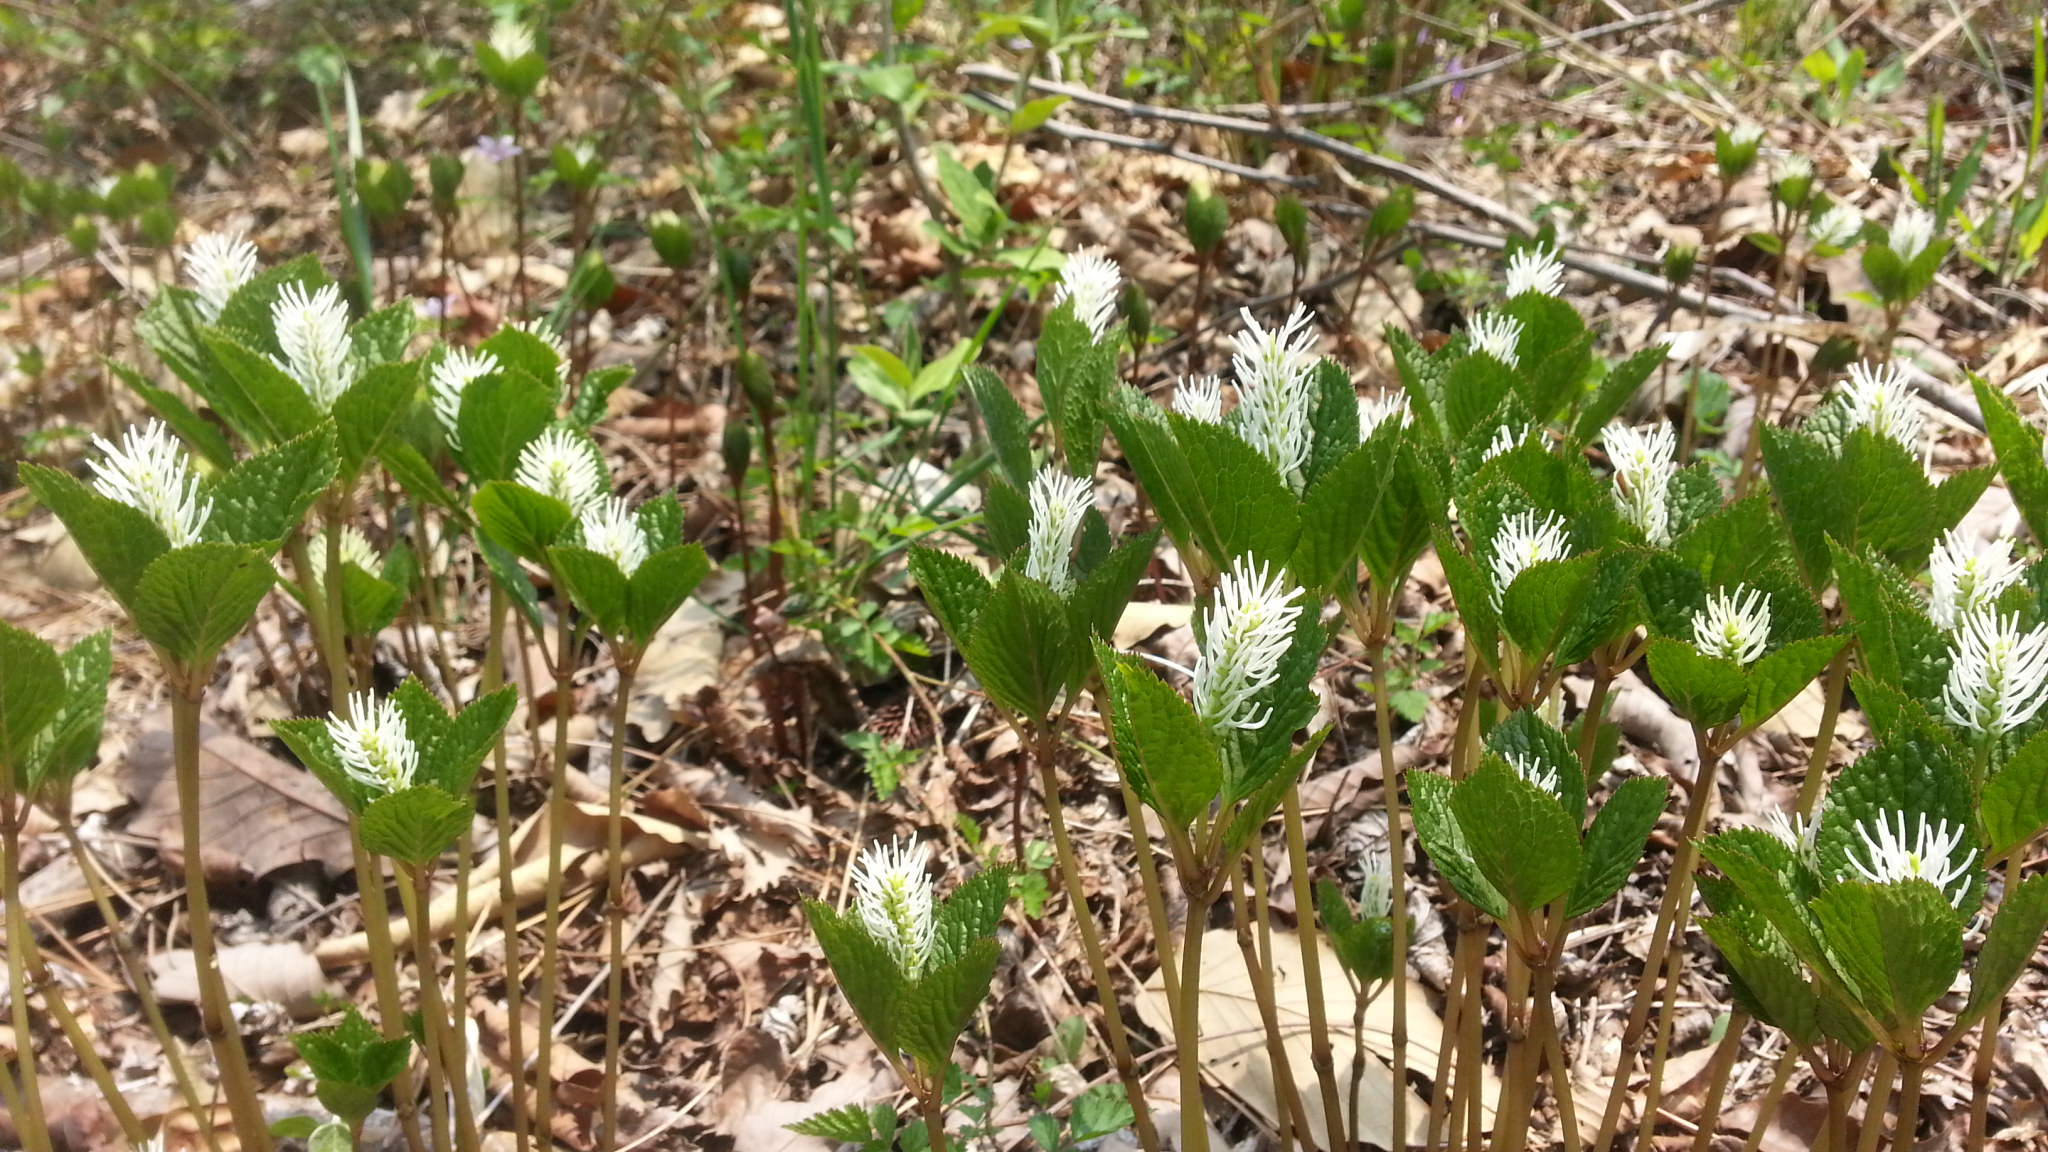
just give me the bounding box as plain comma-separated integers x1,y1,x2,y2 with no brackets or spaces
355,158,414,225
647,209,695,270
1184,180,1229,260
573,249,615,310
138,203,179,248
1714,124,1763,182
737,349,776,415
64,213,99,258
1120,279,1150,354
1662,244,1697,287
1274,194,1309,265
718,244,753,301
722,417,753,482
1364,185,1413,245
429,154,465,215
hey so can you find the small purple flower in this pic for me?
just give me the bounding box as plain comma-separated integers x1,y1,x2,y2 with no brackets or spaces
1446,57,1466,101
1416,28,1431,44
416,294,455,320
475,134,522,163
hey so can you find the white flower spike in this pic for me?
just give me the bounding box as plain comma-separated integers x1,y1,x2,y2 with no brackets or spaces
1942,611,2048,735
1023,467,1095,596
1810,203,1864,249
1693,585,1772,666
330,692,419,794
1845,809,1977,907
1505,751,1561,795
1358,851,1393,919
270,282,357,410
1504,246,1565,298
1888,203,1937,262
1927,529,2024,633
429,347,502,447
1772,154,1813,185
1053,246,1123,343
1193,557,1306,733
488,10,536,60
1230,304,1321,489
1728,124,1764,148
183,230,260,321
311,526,381,573
514,319,570,376
1356,393,1410,440
88,419,212,547
1603,422,1678,546
1761,807,1819,862
1483,423,1528,462
579,497,650,576
514,427,608,512
1466,312,1523,368
853,837,937,977
1838,360,1923,450
1174,375,1225,424
1488,510,1571,599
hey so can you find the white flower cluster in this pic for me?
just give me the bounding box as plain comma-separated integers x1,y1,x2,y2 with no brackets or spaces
88,419,212,547
430,347,502,448
1603,423,1677,546
1888,203,1936,262
330,693,419,794
854,837,937,977
1809,203,1864,250
1838,361,1923,450
1488,510,1570,600
1023,466,1095,596
1504,751,1560,795
1503,246,1565,298
1192,557,1305,733
1357,851,1393,918
1173,375,1224,424
1942,611,2048,736
270,282,358,410
1761,807,1819,862
1926,529,2024,633
1230,304,1321,490
488,10,537,60
579,497,650,576
183,230,259,321
1692,585,1772,666
1356,393,1410,440
1844,810,1976,908
514,428,607,511
1466,312,1523,368
1053,247,1123,343
312,525,381,573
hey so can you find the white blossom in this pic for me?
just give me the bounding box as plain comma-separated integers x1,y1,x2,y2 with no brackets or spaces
87,420,212,547
1772,154,1813,186
1888,203,1937,262
1942,611,2048,735
1024,467,1095,595
1358,852,1393,919
578,497,650,576
1357,393,1410,440
329,693,419,794
1693,585,1772,666
1482,422,1528,462
183,230,259,321
1727,124,1764,148
853,837,937,977
1230,304,1321,489
311,526,381,573
514,427,607,512
1488,510,1571,599
488,11,536,60
1844,810,1977,908
1928,528,2024,632
1761,807,1819,862
1603,422,1678,545
1810,203,1864,249
1503,246,1565,298
1192,557,1306,733
270,282,357,410
1838,360,1923,449
1505,752,1560,795
1174,375,1225,424
429,347,502,447
1052,246,1122,342
1466,312,1523,368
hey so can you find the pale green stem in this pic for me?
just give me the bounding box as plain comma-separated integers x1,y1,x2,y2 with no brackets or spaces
601,650,642,1152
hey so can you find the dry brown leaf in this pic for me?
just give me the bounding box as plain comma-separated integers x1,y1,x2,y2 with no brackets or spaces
630,596,727,742
149,942,335,1018
1135,929,1485,1150
717,1031,891,1152
649,884,701,1028
122,712,355,884
1112,602,1193,649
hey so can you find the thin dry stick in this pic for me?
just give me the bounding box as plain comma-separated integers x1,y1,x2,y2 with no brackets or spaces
24,943,147,1145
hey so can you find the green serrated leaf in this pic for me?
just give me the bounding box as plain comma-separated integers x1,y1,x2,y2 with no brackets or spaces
1983,729,2048,860
1810,880,1962,1033
20,464,170,605
1071,529,1158,643
627,544,712,647
807,901,906,1054
356,785,473,865
1453,759,1583,914
962,571,1079,722
456,370,557,483
206,426,338,549
132,544,276,670
1567,777,1667,917
1963,875,2048,1022
929,866,1010,969
1173,415,1301,567
549,546,631,637
1741,635,1848,734
1292,435,1394,592
333,359,420,481
1409,771,1506,920
1646,638,1747,727
107,360,237,470
965,367,1034,491
1104,654,1221,831
907,546,993,646
899,938,1003,1072
201,330,322,445
348,301,417,366
0,623,64,771
472,480,574,565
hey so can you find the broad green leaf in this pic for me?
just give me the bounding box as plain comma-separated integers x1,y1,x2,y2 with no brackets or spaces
963,571,1079,722
1814,736,1977,906
1071,529,1159,643
983,480,1030,560
1103,387,1201,562
571,364,634,429
107,360,237,470
1701,915,1823,1045
627,544,712,647
633,494,685,554
897,938,1002,1071
1036,305,1114,469
1972,376,2048,542
339,563,404,637
906,547,993,646
1554,546,1647,667
1574,344,1670,442
788,1104,885,1144
131,544,276,669
473,481,573,565
549,546,631,638
1291,435,1394,593
1810,880,1963,1032
134,287,230,424
478,534,544,635
21,631,111,795
457,370,557,484
1318,878,1395,984
1009,93,1069,132
1497,292,1592,422
1302,359,1361,488
201,330,322,445
213,254,326,358
206,426,338,549
929,866,1010,969
382,441,458,510
20,463,169,604
1741,635,1848,734
1452,760,1583,914
1963,875,2048,1021
1409,772,1506,920
1485,710,1585,823
1434,529,1500,664
1567,777,1667,917
1174,415,1300,567
965,367,1034,490
1105,654,1222,830
1675,491,1796,591
333,360,420,480
1360,437,1441,590
478,325,564,391
348,301,417,366
1440,352,1518,442
1500,552,1602,663
273,717,371,813
806,902,905,1053
357,785,474,866
1645,638,1746,728
0,623,64,770
1981,728,2048,860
